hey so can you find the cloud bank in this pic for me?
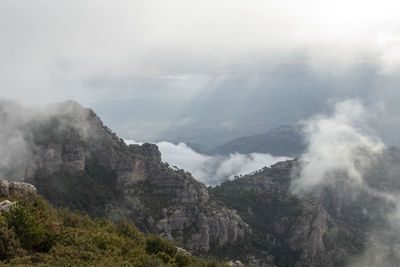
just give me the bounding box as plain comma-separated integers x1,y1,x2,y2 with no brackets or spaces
126,140,289,186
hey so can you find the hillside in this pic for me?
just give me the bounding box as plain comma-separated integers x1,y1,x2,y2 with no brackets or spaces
0,179,231,266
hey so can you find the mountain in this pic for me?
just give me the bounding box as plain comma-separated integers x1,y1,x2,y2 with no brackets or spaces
209,125,306,157
2,100,399,266
0,100,248,254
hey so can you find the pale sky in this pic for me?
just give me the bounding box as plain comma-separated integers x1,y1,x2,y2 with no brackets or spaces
1,0,400,146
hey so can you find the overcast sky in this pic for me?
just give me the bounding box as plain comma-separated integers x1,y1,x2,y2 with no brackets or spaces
1,0,400,146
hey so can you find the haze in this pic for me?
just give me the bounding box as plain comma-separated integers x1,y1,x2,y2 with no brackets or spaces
1,0,400,148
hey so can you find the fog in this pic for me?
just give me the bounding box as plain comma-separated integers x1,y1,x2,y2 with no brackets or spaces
291,99,384,193
2,1,400,146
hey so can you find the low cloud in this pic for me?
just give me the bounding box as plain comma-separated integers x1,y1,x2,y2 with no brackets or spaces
291,99,400,266
126,140,289,186
291,99,384,193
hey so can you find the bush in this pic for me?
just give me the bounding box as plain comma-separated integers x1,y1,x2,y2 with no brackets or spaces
156,251,172,263
58,209,93,229
0,221,25,261
116,218,144,245
145,234,177,257
3,204,52,252
174,251,191,267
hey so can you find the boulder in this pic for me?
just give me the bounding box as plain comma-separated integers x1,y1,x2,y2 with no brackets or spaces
9,182,37,195
0,200,15,211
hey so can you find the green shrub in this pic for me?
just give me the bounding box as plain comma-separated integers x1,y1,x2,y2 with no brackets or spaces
0,221,25,261
174,251,191,267
156,251,172,263
58,209,94,230
116,218,144,245
145,234,177,257
3,204,51,252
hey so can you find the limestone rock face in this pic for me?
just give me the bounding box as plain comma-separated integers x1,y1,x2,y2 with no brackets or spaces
107,162,250,251
287,200,332,267
128,143,161,163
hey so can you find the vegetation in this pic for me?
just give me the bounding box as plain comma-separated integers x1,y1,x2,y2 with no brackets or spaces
0,193,231,266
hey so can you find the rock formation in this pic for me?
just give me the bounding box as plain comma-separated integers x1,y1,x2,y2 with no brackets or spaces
0,178,37,197
0,178,37,211
0,200,15,211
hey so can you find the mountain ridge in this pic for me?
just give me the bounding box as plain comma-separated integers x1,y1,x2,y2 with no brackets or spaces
208,125,306,157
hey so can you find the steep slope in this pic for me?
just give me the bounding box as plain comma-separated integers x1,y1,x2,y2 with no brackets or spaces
0,100,249,253
209,125,306,157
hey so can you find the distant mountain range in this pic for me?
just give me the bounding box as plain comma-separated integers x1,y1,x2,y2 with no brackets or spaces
183,125,306,157
209,125,305,157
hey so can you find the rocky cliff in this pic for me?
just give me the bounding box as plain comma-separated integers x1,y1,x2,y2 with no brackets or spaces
209,161,356,266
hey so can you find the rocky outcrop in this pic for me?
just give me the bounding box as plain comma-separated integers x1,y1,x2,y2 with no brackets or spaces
0,178,36,197
9,182,37,195
106,154,249,251
0,178,36,211
0,200,15,211
287,199,332,267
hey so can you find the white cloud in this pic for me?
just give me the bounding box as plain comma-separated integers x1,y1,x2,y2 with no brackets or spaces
291,99,384,193
126,140,289,186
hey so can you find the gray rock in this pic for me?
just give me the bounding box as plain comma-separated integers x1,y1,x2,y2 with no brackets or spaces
0,179,9,197
9,182,37,195
0,200,15,211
